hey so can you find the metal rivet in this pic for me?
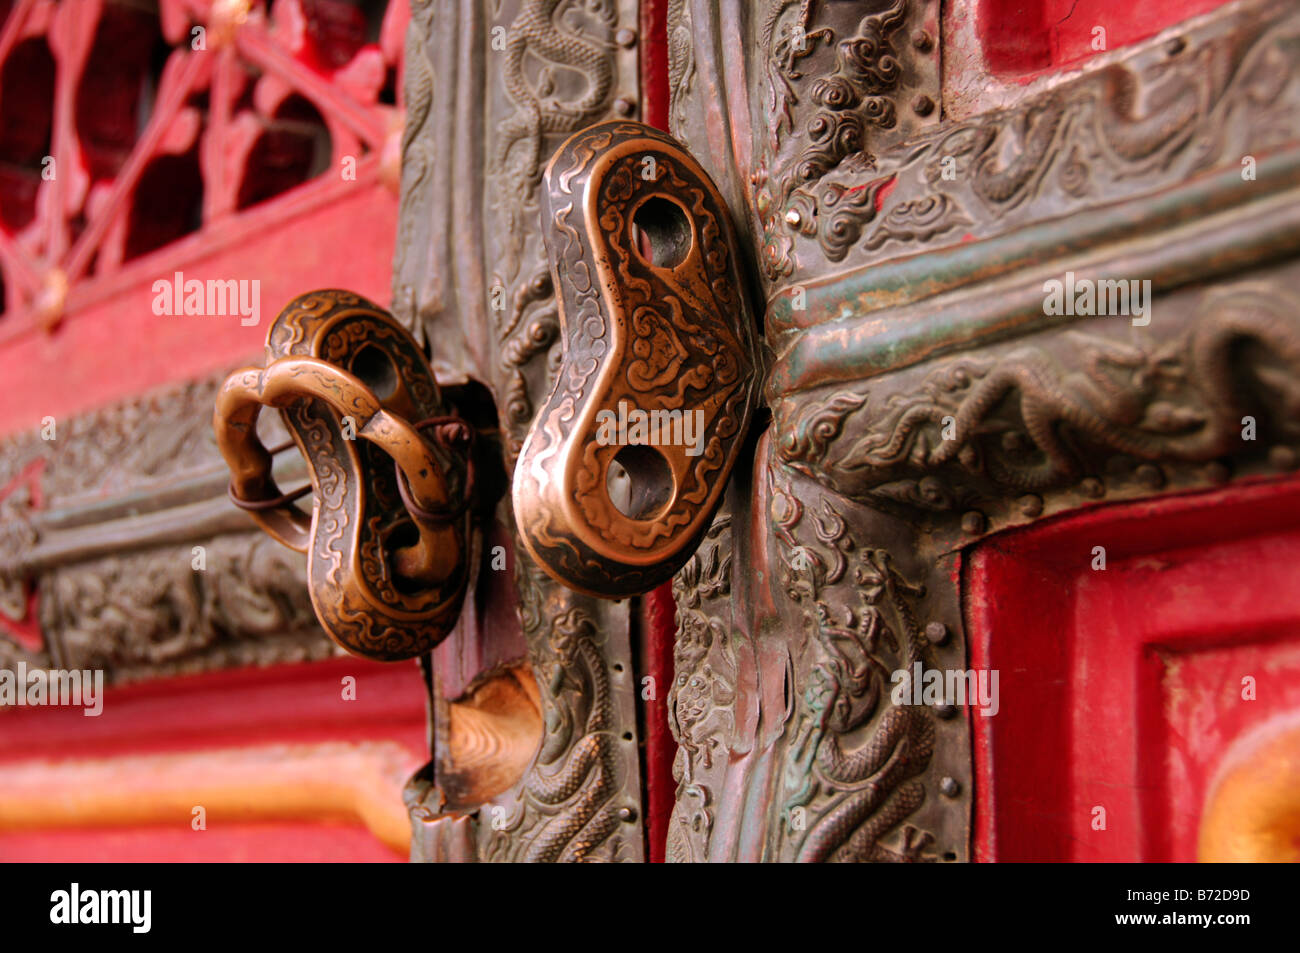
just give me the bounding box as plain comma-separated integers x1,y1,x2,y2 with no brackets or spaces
934,703,957,719
912,94,935,117
1017,494,1043,518
1269,446,1297,470
1166,37,1186,56
940,777,960,798
616,28,637,48
926,621,949,646
961,510,986,535
913,30,933,53
613,97,637,117
1135,463,1164,489
1080,477,1105,498
618,806,638,823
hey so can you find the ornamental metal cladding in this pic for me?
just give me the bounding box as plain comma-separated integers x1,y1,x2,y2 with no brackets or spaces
9,0,1292,862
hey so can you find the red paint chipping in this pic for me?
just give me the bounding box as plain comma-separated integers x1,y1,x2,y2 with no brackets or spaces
874,175,898,211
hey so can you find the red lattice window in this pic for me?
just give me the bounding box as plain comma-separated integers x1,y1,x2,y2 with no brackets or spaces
0,0,406,436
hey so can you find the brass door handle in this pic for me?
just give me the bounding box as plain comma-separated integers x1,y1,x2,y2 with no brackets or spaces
513,121,761,598
213,290,473,660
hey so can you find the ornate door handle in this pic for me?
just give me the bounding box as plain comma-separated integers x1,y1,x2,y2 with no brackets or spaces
213,290,473,660
513,121,761,597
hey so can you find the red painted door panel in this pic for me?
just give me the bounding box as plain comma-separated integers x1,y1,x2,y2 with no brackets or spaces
968,478,1300,861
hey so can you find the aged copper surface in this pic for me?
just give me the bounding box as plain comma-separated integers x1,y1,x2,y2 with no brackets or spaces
392,0,648,863
213,290,474,661
513,121,762,598
652,0,1300,861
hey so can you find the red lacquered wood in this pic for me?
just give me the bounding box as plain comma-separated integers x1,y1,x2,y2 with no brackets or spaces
0,175,397,438
637,0,677,864
640,0,670,133
973,0,1234,77
0,655,429,764
639,582,676,863
0,821,407,863
967,476,1300,861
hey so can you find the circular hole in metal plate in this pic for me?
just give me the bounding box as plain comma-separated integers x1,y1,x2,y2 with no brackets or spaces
631,196,692,269
351,344,399,401
606,444,673,520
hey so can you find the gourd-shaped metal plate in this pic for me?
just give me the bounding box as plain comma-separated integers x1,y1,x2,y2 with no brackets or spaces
514,121,761,598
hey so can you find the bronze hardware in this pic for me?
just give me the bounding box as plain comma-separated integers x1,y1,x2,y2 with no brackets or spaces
213,290,473,661
513,121,761,598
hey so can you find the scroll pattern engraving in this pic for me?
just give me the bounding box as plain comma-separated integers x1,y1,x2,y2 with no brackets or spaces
514,121,760,596
665,514,736,863
480,561,637,862
770,476,939,862
755,0,1300,283
216,290,470,661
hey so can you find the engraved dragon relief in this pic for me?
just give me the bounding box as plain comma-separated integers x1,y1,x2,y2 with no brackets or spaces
757,0,1300,281
665,513,737,863
665,0,694,138
769,476,939,862
391,0,438,342
775,286,1300,510
0,485,37,623
433,7,643,863
39,535,327,682
0,361,336,680
499,265,560,462
480,560,635,862
492,0,620,282
496,0,619,184
488,2,625,462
